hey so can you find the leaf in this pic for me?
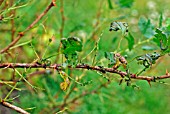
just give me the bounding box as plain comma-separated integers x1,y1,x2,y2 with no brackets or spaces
107,0,113,9
61,37,82,55
59,71,70,91
109,21,128,35
60,82,69,91
61,37,83,65
138,17,155,38
125,32,134,51
136,52,160,68
154,28,167,41
116,0,134,8
154,28,170,54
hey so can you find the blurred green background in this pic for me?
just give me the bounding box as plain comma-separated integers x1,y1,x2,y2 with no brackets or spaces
0,0,170,114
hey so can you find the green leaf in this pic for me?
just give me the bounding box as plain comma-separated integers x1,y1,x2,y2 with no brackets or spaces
61,37,82,55
138,17,155,38
125,32,134,51
61,37,83,65
154,28,167,41
116,0,134,8
154,28,170,54
107,0,113,9
109,21,128,35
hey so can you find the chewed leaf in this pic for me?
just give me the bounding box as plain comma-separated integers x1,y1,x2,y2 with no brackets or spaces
136,52,161,68
67,37,82,52
109,21,128,35
61,37,83,65
61,37,82,55
125,32,134,51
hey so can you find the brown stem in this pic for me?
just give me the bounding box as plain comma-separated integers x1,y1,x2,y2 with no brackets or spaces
0,0,4,6
0,1,56,54
0,63,170,81
1,101,30,114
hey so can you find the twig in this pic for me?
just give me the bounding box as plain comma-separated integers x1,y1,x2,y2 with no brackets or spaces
59,0,65,38
91,1,103,40
0,63,170,82
1,101,30,114
10,0,15,41
0,1,56,54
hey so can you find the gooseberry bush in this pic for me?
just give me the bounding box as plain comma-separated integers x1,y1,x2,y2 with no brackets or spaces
0,0,170,113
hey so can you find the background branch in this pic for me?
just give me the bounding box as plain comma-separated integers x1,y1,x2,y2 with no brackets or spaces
0,1,56,54
1,101,29,114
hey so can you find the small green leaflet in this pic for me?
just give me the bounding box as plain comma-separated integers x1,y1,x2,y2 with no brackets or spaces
109,21,128,36
138,17,155,38
125,32,134,51
116,0,134,8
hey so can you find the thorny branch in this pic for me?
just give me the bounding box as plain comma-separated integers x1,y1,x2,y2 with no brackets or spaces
0,1,56,54
0,63,170,82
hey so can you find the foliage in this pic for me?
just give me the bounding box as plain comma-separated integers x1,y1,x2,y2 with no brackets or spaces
0,0,170,114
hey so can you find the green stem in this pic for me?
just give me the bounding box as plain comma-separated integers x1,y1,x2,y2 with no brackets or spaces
119,37,154,54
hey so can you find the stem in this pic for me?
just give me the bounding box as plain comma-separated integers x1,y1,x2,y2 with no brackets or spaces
119,37,154,54
0,63,169,81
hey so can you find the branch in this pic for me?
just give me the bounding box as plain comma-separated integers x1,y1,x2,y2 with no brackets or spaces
1,101,30,114
0,63,170,81
59,0,65,38
0,1,56,54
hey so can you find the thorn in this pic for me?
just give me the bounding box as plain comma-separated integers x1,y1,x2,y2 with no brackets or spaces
166,69,169,75
147,80,151,87
18,32,24,37
52,0,56,6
